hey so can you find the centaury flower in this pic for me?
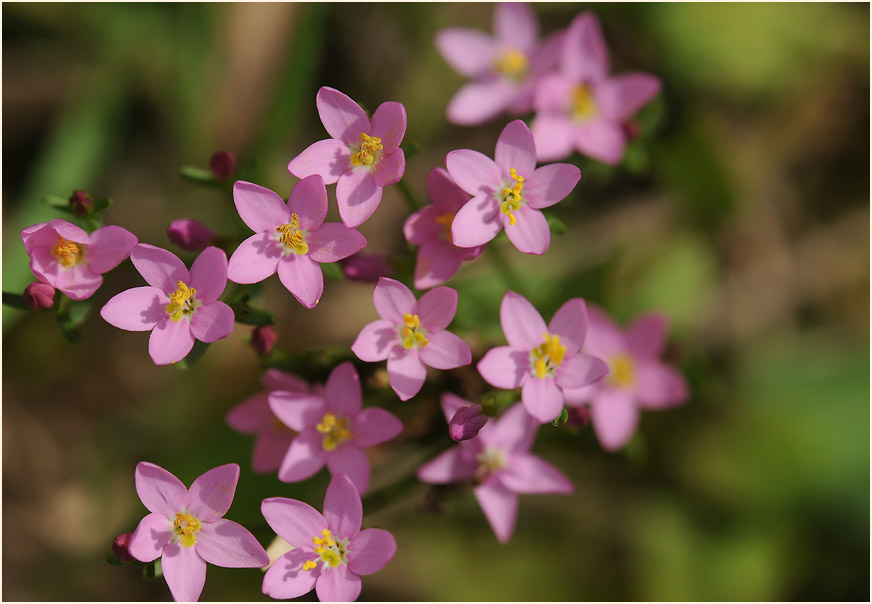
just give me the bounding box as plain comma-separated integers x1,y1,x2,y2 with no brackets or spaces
261,473,397,602
478,291,609,423
227,176,366,309
20,219,137,300
100,244,234,365
287,87,406,228
127,462,269,602
351,278,472,401
418,397,572,543
446,119,580,255
562,306,689,451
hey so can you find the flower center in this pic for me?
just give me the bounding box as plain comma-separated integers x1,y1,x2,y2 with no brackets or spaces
434,212,455,240
350,132,383,168
498,168,524,226
494,48,528,81
303,528,349,571
173,512,202,548
316,412,353,451
529,333,567,379
51,236,84,268
165,281,200,322
399,313,429,349
474,445,506,482
606,353,636,388
276,213,308,255
570,84,597,121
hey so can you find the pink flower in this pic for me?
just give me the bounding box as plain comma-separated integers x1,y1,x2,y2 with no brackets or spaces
446,119,580,255
22,281,55,310
167,218,217,251
418,396,572,543
100,244,234,365
351,278,472,401
448,403,487,442
562,306,689,451
339,252,394,283
20,219,137,300
531,12,662,164
128,462,269,602
403,167,483,289
261,473,397,602
478,291,609,423
268,362,402,494
436,2,564,126
226,369,316,474
287,87,406,228
227,177,366,309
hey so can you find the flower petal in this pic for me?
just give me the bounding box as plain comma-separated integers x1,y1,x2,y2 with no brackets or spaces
584,305,628,357
252,429,296,474
427,166,470,213
325,361,363,417
598,73,662,122
445,149,501,196
316,86,370,146
196,518,269,568
403,205,442,246
474,480,518,543
370,101,406,152
277,254,324,309
563,12,609,83
322,473,363,539
227,232,282,284
348,528,397,576
232,181,290,234
161,542,207,603
635,361,689,409
307,222,367,263
575,119,626,165
440,392,474,424
190,301,234,343
100,286,166,331
262,550,319,600
477,345,527,390
626,313,669,359
387,348,427,401
525,163,581,209
52,264,102,300
226,393,271,434
148,318,195,365
130,244,189,293
287,139,350,185
485,402,537,453
351,319,398,362
287,174,328,231
129,512,173,563
418,330,471,370
504,204,550,255
494,1,538,51
555,352,609,389
450,195,502,248
591,389,639,451
135,461,189,517
495,119,537,178
278,430,326,483
435,28,497,77
499,454,573,494
373,148,405,187
417,445,478,483
261,497,328,547
500,290,547,349
187,247,228,304
372,277,416,323
268,392,325,432
87,225,138,274
325,444,371,496
262,369,310,392
446,79,518,126
316,564,362,603
413,241,466,290
416,286,458,331
547,297,588,352
188,463,239,521
351,407,403,448
336,169,382,228
521,376,564,423
530,112,575,162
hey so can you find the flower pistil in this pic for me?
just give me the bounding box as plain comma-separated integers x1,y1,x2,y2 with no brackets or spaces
350,133,383,168
316,412,352,451
607,353,636,388
173,512,202,548
494,48,528,81
571,84,597,121
165,281,199,322
499,168,524,225
276,213,309,255
400,313,429,349
51,236,84,268
303,528,349,571
529,333,567,379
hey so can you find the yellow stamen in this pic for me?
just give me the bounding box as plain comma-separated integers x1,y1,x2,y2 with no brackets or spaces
494,48,528,81
173,512,201,548
607,354,636,388
165,281,198,322
530,333,567,379
571,84,597,121
400,313,429,349
276,213,308,255
434,212,455,230
316,412,352,451
499,167,525,225
350,132,383,168
311,528,347,568
51,236,84,268
302,560,317,571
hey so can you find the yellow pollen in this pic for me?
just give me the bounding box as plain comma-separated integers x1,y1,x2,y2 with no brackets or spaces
276,213,308,255
499,167,524,225
350,132,383,168
530,333,567,379
401,313,429,349
302,560,317,571
607,354,636,388
571,84,597,121
311,528,346,568
435,212,455,230
51,236,84,268
494,48,528,80
173,512,201,548
165,281,198,322
316,412,352,451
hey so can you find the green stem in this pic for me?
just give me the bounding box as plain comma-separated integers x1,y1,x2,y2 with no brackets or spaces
396,178,421,211
487,241,525,295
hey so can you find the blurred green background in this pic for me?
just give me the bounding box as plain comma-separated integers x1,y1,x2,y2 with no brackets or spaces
3,2,869,601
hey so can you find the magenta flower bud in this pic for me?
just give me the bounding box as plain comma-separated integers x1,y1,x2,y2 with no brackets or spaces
167,218,217,251
69,190,94,215
250,324,277,355
209,149,236,180
449,404,487,441
339,252,393,283
22,281,55,310
566,405,591,429
112,532,136,564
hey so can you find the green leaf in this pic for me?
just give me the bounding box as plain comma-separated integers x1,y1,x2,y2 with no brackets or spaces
551,407,570,426
142,558,162,580
321,262,343,281
41,194,73,210
55,303,81,344
179,165,218,185
544,212,568,236
2,292,32,311
400,140,421,160
105,555,123,566
230,302,277,326
93,197,113,212
174,340,210,370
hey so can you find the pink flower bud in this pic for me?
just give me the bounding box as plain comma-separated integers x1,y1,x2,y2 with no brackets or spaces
250,325,277,355
69,190,94,215
339,252,393,283
449,404,487,441
22,281,55,310
167,218,217,251
566,405,591,429
112,532,136,564
209,150,236,180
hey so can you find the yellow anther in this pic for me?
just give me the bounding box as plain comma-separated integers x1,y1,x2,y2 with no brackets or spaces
607,354,636,388
302,560,318,571
173,513,202,548
350,132,383,168
499,167,525,225
310,528,347,568
51,236,84,268
571,84,597,121
316,412,352,451
400,314,428,349
166,281,198,322
434,212,455,232
530,332,567,379
276,213,309,255
494,48,528,80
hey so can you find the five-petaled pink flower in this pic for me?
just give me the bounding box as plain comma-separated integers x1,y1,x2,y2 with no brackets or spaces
446,119,580,255
20,219,137,300
478,291,609,423
531,12,662,164
418,396,573,543
287,87,406,228
261,473,397,602
268,362,403,495
128,462,269,602
100,244,234,365
436,2,563,126
226,369,318,474
562,305,689,451
351,278,472,401
227,176,366,309
403,167,483,289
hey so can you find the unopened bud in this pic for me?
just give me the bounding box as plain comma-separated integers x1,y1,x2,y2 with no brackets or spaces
69,190,94,215
209,150,236,180
23,282,55,310
622,120,642,142
339,252,393,283
167,218,217,251
449,404,487,441
250,325,277,355
112,532,137,564
566,405,591,429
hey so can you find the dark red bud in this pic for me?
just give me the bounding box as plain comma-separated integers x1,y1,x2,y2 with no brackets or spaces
449,404,488,441
112,532,137,564
339,253,394,283
566,405,591,429
69,190,94,215
250,325,277,355
22,282,55,310
209,150,236,180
